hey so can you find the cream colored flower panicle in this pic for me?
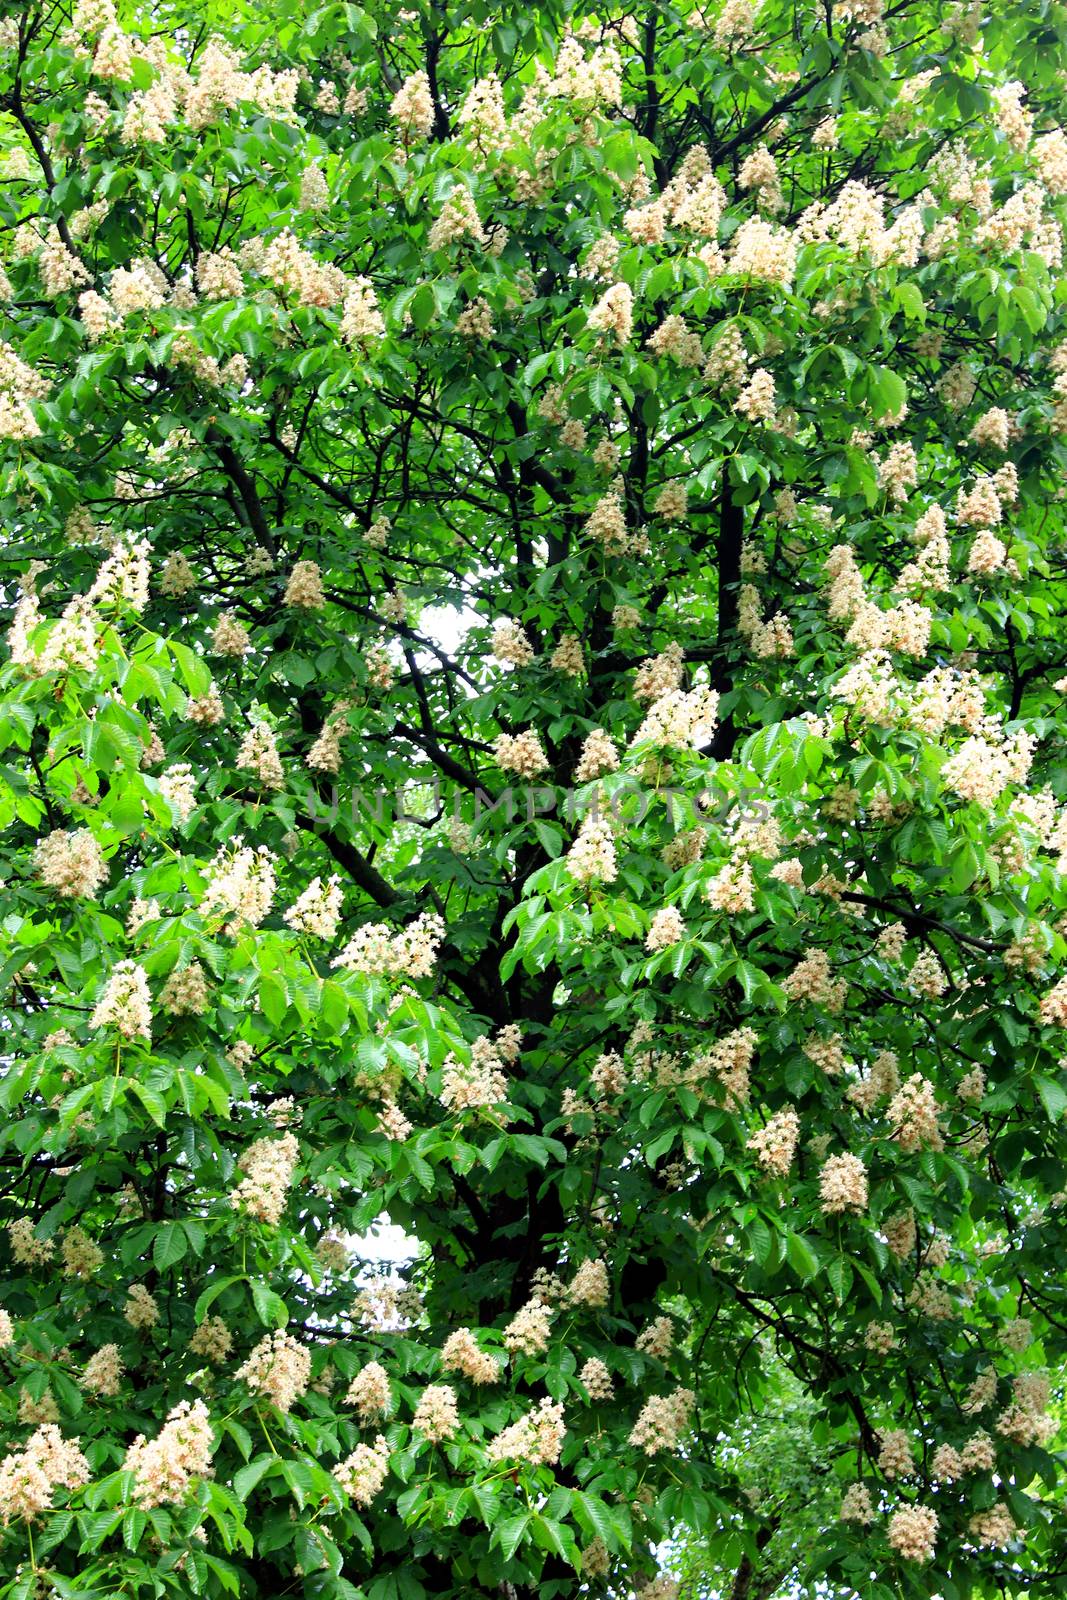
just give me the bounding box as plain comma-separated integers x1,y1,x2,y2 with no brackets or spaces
236,1331,311,1413
650,481,689,529
907,948,948,999
819,1152,868,1214
82,1343,124,1397
300,162,329,212
647,316,703,368
888,1074,943,1151
840,1482,873,1524
747,1107,800,1175
494,729,550,777
412,1384,460,1441
0,1426,90,1526
186,686,224,725
629,1388,694,1454
663,827,706,871
692,1025,758,1109
1001,1316,1032,1352
152,754,196,820
90,960,152,1041
633,687,719,750
624,199,666,245
634,643,685,702
566,810,617,884
804,1033,846,1076
284,560,325,608
496,1024,522,1063
1038,974,1067,1025
579,1357,614,1400
19,1388,59,1427
87,539,150,611
109,260,166,318
969,1503,1020,1550
70,272,120,334
636,1316,674,1359
865,1321,896,1355
575,729,619,781
646,907,685,951
200,839,277,933
706,855,755,913
440,1035,509,1112
61,1227,103,1280
345,1360,392,1420
781,948,847,1011
441,1328,500,1384
486,1398,565,1465
340,277,385,344
391,69,434,140
283,875,343,938
960,1429,996,1470
569,1257,609,1308
189,1317,232,1364
8,592,99,678
887,1504,938,1563
230,1132,299,1226
884,1209,916,1260
262,229,346,307
504,1299,553,1357
491,618,535,666
551,634,584,676
124,1284,159,1330
123,1399,214,1509
212,612,252,656
332,911,445,979
878,1428,913,1479
307,705,348,772
335,1435,390,1506
8,1219,53,1267
458,71,508,153
583,484,635,554
428,186,485,251
237,722,285,790
878,440,918,502
735,367,777,421
34,828,107,898
456,297,496,339
1034,128,1067,195
929,1443,963,1482
588,282,634,345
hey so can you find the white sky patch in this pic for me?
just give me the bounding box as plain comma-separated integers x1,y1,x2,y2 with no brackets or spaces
352,1215,419,1266
417,601,476,660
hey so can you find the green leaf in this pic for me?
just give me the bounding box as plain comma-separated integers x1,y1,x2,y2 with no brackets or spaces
747,1217,773,1267
572,1492,629,1553
786,1233,820,1282
152,1220,188,1272
494,1513,531,1564
826,1255,853,1303
127,1080,168,1129
122,1508,148,1552
1034,1075,1067,1122
233,1457,276,1501
250,1280,289,1329
410,284,436,326
259,974,288,1027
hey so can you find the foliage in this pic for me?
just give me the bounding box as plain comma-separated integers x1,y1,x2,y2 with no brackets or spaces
668,1357,841,1600
0,1,1066,1598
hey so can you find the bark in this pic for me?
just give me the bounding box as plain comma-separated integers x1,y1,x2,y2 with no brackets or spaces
708,474,745,760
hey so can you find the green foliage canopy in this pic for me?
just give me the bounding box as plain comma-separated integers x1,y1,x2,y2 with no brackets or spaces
1,1,1067,1598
